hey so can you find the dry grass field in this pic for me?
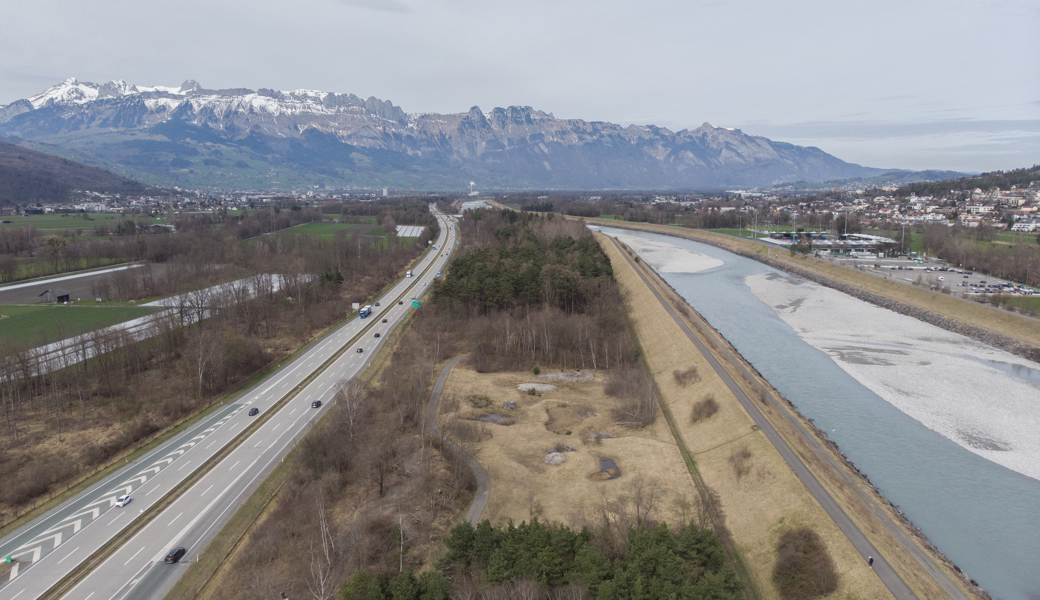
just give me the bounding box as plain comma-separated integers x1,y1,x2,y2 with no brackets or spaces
438,367,697,528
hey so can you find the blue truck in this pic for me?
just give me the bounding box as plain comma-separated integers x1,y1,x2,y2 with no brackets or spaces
359,305,372,318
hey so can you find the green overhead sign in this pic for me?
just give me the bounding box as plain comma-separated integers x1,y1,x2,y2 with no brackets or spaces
412,301,422,308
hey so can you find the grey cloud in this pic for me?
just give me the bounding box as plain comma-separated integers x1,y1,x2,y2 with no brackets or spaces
328,0,411,13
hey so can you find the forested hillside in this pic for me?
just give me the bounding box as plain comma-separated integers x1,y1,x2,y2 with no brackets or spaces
897,164,1040,197
0,139,149,204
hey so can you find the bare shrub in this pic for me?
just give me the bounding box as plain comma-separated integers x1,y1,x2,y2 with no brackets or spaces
548,582,588,600
691,395,719,423
467,394,491,408
728,446,752,480
606,367,656,428
447,417,492,443
773,528,839,600
673,365,700,387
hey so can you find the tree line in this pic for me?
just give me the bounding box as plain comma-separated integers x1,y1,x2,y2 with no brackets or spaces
341,519,742,600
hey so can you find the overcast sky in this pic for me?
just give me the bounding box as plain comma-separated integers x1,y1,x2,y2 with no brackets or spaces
2,0,1037,172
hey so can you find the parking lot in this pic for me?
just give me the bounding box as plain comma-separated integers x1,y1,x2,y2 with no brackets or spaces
831,256,1038,299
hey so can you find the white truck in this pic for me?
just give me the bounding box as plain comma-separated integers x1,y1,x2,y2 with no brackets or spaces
406,270,413,278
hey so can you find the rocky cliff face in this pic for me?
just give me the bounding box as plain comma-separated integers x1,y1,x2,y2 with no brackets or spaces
0,78,883,190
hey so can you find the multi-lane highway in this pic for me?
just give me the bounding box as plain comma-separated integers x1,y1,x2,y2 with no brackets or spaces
0,209,457,600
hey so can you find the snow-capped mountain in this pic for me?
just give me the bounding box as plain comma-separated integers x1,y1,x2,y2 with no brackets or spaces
0,78,885,190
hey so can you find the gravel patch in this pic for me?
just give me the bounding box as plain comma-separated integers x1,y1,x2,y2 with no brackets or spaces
748,272,1040,482
611,232,723,273
535,371,594,383
517,383,557,392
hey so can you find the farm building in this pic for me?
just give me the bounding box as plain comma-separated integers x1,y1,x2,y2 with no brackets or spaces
39,288,71,303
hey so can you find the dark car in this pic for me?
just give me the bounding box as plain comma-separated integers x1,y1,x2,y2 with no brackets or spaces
398,301,403,305
374,302,380,306
248,407,259,416
357,348,364,353
374,332,381,338
165,547,186,563
381,318,388,323
311,400,322,409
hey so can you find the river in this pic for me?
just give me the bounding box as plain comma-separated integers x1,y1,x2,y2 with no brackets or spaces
598,226,1040,600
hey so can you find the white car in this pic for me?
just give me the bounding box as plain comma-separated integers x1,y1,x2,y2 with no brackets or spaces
115,494,132,508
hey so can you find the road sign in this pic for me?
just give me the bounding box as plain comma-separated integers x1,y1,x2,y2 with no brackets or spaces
352,303,360,310
411,301,422,308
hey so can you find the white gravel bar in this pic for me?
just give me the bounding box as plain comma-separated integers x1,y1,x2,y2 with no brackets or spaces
611,232,723,273
747,272,1040,481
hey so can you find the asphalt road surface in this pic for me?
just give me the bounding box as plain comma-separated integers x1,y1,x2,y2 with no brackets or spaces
424,355,489,526
0,210,457,600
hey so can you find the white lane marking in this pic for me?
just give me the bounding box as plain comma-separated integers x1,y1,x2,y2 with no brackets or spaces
253,440,263,448
123,546,143,565
84,593,94,600
205,441,216,450
168,512,183,527
203,485,214,495
229,461,240,472
159,457,262,562
289,408,297,416
145,485,159,496
272,423,281,431
177,460,192,471
56,546,80,565
230,422,239,429
10,591,24,600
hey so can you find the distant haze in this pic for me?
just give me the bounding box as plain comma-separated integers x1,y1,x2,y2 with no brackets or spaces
1,0,1037,173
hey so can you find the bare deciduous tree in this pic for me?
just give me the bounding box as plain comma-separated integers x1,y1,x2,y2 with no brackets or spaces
307,492,337,600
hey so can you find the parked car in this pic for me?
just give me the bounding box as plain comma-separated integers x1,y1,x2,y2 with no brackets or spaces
311,400,322,409
115,494,132,508
165,547,186,563
248,407,259,416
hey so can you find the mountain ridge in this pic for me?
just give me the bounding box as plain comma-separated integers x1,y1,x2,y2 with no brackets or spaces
1,78,889,191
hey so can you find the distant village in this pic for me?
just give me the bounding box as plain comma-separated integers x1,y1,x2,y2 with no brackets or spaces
5,178,1040,236
703,180,1040,233
1,189,389,222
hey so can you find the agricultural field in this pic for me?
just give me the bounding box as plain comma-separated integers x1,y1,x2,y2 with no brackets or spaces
0,304,156,345
284,221,359,239
0,213,166,235
3,257,130,283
